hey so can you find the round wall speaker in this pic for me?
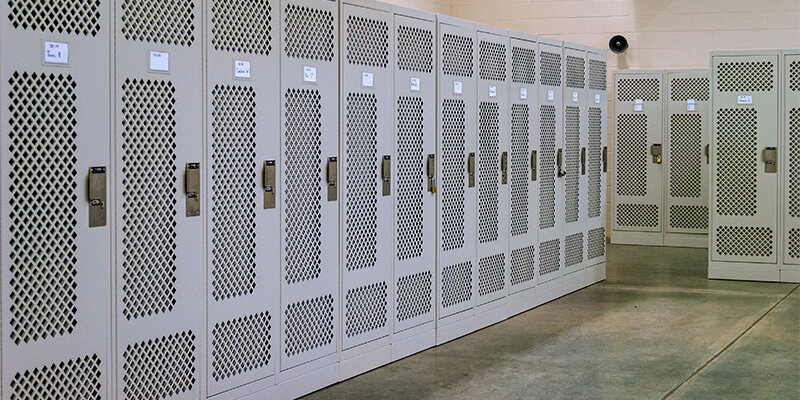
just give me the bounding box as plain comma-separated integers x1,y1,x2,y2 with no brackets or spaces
609,35,629,54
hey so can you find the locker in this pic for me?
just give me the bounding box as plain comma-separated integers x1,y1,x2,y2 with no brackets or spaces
278,0,339,394
475,24,510,314
436,15,478,344
586,48,608,269
1,1,112,398
611,70,665,245
205,0,279,397
113,0,205,398
784,51,800,282
664,70,710,248
392,5,438,359
339,0,394,379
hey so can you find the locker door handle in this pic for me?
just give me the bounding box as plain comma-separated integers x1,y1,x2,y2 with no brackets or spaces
557,149,566,177
185,162,200,217
381,155,391,196
427,154,437,193
88,166,107,227
580,147,586,175
530,150,537,181
263,160,276,209
501,151,508,184
327,156,338,201
705,144,710,164
602,146,608,173
651,144,662,164
467,152,475,187
763,147,777,173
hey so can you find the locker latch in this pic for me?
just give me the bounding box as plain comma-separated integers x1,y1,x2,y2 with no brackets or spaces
185,162,200,217
557,149,566,177
327,157,338,201
651,144,662,164
88,166,107,227
263,160,276,209
501,151,508,184
530,150,537,181
705,144,710,164
602,146,608,173
580,147,586,175
763,147,777,173
468,152,476,187
381,155,391,196
427,154,437,193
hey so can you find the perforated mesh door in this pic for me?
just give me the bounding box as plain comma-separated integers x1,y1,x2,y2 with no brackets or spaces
586,51,606,264
785,55,800,264
588,108,602,219
565,106,580,224
540,105,557,230
441,98,466,252
511,104,530,236
478,102,500,244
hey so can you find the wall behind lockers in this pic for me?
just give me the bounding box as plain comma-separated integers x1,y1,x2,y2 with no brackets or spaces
405,0,800,233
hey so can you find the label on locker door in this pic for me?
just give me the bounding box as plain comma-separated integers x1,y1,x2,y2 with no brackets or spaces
572,91,578,102
520,88,527,99
594,93,601,104
234,60,251,78
634,99,643,111
362,72,374,87
686,99,696,111
303,66,317,83
454,81,463,94
489,85,497,97
43,41,69,64
547,90,554,101
737,95,753,105
410,77,421,91
149,51,169,71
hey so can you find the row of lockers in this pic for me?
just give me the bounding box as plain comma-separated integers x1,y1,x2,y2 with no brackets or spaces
611,69,711,249
0,0,607,399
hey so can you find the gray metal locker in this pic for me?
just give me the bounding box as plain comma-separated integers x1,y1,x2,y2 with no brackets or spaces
784,51,800,282
709,51,780,281
586,48,608,269
664,69,710,248
436,15,478,344
506,30,540,314
113,0,204,398
611,70,664,246
536,37,565,285
392,5,437,359
339,0,394,379
205,0,279,397
562,42,588,274
278,0,339,394
1,1,112,398
475,24,510,313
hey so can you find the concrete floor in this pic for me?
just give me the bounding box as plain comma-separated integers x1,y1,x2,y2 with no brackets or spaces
305,244,800,399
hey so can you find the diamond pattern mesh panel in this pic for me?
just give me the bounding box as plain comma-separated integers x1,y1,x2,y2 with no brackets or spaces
789,229,800,259
540,105,556,229
346,15,388,68
565,106,580,223
284,294,334,357
283,4,334,61
565,55,585,89
121,0,195,46
615,113,647,197
478,102,500,244
588,59,607,91
716,61,774,92
396,25,433,73
588,227,606,260
669,205,708,230
539,51,561,87
588,107,602,218
715,226,772,257
565,233,584,267
617,78,659,101
442,33,473,77
511,46,535,84
345,282,388,337
478,253,506,296
616,203,659,227
789,109,800,217
479,40,506,81
670,77,709,101
510,245,535,286
791,61,800,92
8,0,101,36
669,113,702,198
396,97,425,260
345,93,378,271
715,108,757,216
211,311,271,381
122,330,196,399
539,239,560,276
211,0,272,54
441,99,466,251
10,354,102,400
511,104,529,236
396,271,432,321
441,261,472,308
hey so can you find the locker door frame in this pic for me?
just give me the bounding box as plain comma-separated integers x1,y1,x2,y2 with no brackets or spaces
585,48,607,269
781,50,800,283
709,50,780,281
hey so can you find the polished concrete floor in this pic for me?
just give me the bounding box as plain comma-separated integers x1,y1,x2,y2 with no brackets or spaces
305,244,800,399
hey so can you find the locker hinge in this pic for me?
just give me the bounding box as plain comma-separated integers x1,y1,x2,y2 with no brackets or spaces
88,166,107,227
580,147,586,175
327,156,338,201
381,155,391,196
557,149,566,177
501,151,508,184
468,152,476,187
185,163,201,217
427,154,437,193
602,146,608,173
651,144,662,164
530,150,537,181
763,147,777,173
263,160,276,209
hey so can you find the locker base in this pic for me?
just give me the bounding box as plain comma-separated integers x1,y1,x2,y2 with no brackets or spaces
780,267,800,283
436,310,485,345
708,261,781,282
505,287,539,319
339,338,392,381
232,379,278,400
664,233,708,248
275,355,338,400
391,322,436,361
611,231,664,246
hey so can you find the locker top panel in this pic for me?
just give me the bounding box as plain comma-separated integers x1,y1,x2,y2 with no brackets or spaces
476,22,507,36
537,35,562,49
508,29,538,43
343,0,393,12
393,4,436,21
563,40,587,52
437,13,476,29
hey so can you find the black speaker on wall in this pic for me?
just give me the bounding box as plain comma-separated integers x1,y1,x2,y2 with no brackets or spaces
609,35,629,54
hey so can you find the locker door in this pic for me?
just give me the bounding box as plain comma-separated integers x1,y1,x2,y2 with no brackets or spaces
612,71,663,235
476,28,510,307
437,18,477,321
665,71,710,236
563,45,588,273
393,12,437,334
340,1,393,352
783,55,800,264
279,0,339,372
537,40,565,284
205,0,279,395
711,55,778,264
1,1,112,397
508,36,539,294
113,0,204,398
586,51,607,266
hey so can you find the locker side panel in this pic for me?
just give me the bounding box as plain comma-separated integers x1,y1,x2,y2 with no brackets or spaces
586,51,607,267
784,54,800,268
563,45,588,273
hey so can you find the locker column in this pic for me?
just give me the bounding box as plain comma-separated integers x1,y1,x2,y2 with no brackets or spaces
586,48,608,269
783,51,800,283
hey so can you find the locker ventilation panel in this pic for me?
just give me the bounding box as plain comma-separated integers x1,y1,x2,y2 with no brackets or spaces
478,253,505,296
283,4,334,61
345,93,378,271
791,61,800,91
478,102,500,244
346,15,388,68
211,312,271,381
441,99,466,251
615,114,647,196
396,97,425,260
511,46,536,84
396,25,433,73
715,108,757,216
8,0,101,36
588,60,607,91
211,0,272,54
789,229,800,259
345,282,388,337
8,72,78,344
283,89,323,284
9,354,102,400
588,227,606,260
715,226,773,257
565,55,585,89
565,106,580,223
479,41,506,81
789,109,800,217
616,79,659,101
670,205,708,230
122,331,196,399
670,78,709,101
715,61,774,92
441,261,472,308
540,105,556,229
442,33,473,77
669,114,702,198
211,85,257,301
539,239,560,276
284,294,334,356
616,204,659,228
121,0,195,46
588,107,602,218
510,104,530,236
121,78,178,320
539,51,561,87
509,245,535,286
565,233,584,267
396,271,432,321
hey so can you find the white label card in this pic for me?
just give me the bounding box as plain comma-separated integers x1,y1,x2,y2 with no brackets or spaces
454,81,463,95
234,60,251,78
303,66,317,83
44,41,69,64
737,95,753,105
634,98,643,111
149,51,169,71
686,99,696,111
362,72,374,87
594,93,601,104
489,85,497,97
547,90,554,101
410,77,421,91
572,91,579,102
520,88,527,99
